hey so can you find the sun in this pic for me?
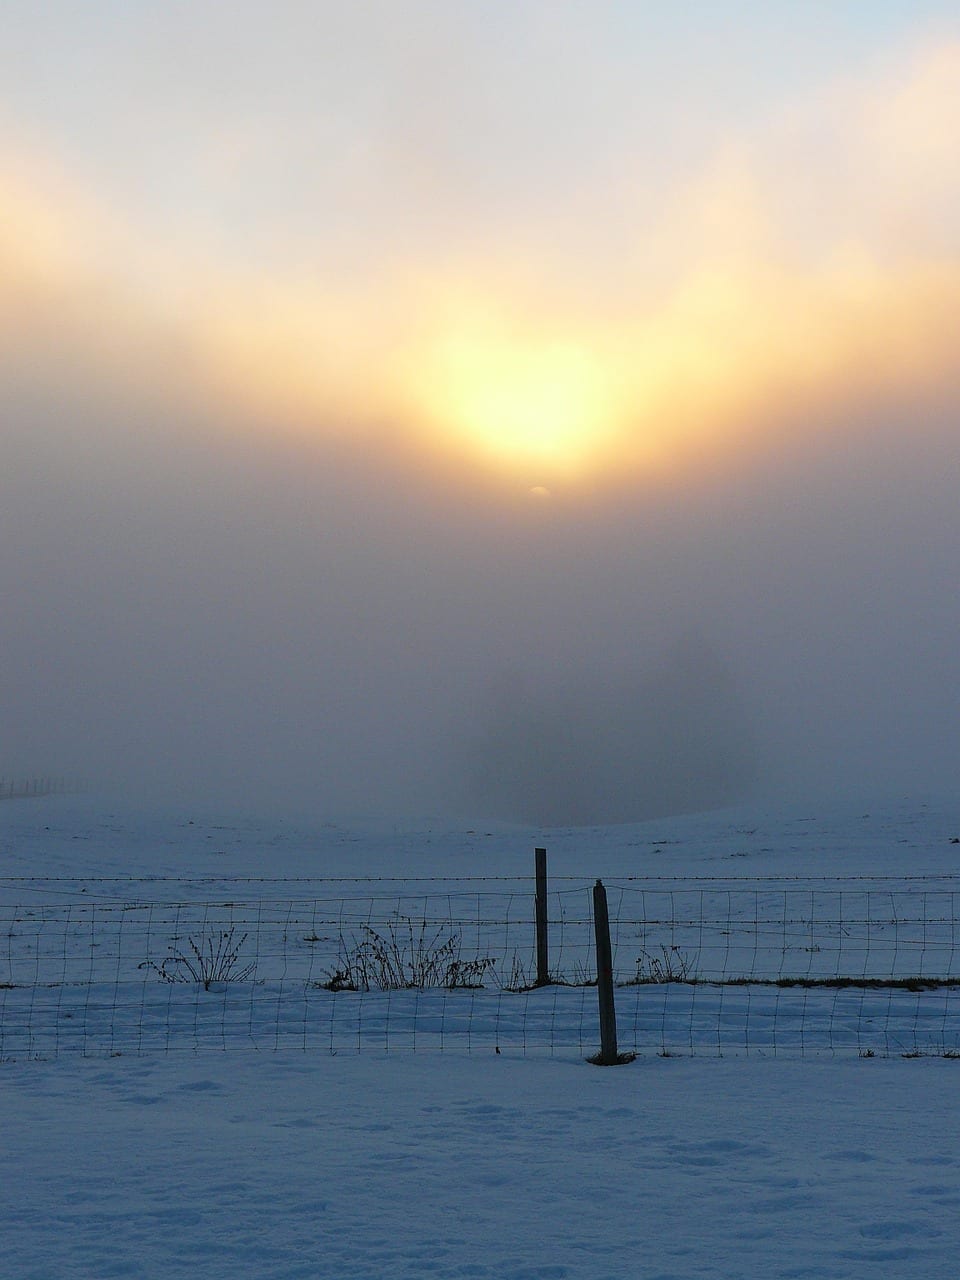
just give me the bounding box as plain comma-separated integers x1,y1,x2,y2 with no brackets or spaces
401,328,622,479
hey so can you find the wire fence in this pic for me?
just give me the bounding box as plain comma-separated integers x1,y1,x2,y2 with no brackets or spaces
3,875,960,1060
0,777,78,801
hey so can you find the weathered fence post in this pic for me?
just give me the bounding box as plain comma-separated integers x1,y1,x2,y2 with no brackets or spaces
592,878,623,1064
535,847,549,986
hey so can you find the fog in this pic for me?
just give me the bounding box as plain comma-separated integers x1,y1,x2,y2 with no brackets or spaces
3,8,959,823
3,358,958,824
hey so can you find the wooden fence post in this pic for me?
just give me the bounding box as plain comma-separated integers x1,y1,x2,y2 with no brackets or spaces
592,879,624,1064
535,848,548,986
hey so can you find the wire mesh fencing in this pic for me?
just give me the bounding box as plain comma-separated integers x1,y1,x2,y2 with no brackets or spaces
2,875,960,1060
605,879,960,1059
0,777,77,801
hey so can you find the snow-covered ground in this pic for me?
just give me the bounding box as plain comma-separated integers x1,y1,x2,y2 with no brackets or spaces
3,793,960,1278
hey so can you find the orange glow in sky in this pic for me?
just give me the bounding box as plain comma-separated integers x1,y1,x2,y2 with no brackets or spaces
2,30,960,491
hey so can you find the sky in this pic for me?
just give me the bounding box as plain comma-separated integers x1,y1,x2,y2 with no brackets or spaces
2,2,959,823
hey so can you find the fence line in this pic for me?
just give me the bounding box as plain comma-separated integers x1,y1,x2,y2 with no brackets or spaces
0,778,79,802
3,873,960,1061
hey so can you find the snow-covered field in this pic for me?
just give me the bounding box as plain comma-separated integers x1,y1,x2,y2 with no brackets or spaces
3,794,960,1278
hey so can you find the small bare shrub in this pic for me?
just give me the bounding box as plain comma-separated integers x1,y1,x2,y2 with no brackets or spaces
140,927,256,989
321,917,494,991
627,944,698,985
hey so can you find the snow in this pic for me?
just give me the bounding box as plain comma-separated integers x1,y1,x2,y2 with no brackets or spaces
6,1051,960,1278
3,793,960,1277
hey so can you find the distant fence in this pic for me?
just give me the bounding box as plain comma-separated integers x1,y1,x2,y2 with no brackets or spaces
0,777,79,801
3,867,960,1060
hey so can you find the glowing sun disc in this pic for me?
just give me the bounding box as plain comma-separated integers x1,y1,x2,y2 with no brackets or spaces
406,330,621,476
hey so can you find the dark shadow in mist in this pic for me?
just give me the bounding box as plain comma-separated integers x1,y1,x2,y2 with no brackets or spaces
465,641,757,826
